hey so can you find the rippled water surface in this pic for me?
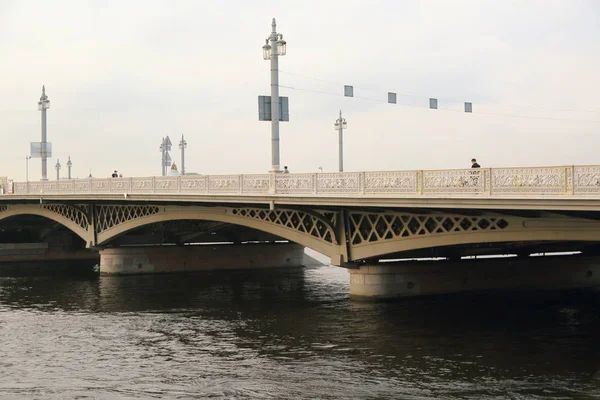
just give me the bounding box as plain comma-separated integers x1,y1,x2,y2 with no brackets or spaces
1,265,600,399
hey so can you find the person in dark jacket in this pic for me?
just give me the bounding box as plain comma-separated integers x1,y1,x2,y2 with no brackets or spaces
471,159,480,168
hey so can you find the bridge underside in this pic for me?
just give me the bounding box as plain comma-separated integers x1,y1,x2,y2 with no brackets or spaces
2,202,600,259
2,201,600,298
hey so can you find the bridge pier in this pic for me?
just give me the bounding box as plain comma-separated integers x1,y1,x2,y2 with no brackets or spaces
349,255,600,300
99,243,306,275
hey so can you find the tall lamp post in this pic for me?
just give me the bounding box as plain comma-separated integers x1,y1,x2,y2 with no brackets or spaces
262,18,287,172
55,159,61,180
67,156,72,179
25,156,31,182
160,136,172,176
179,135,187,175
334,110,347,172
38,86,50,180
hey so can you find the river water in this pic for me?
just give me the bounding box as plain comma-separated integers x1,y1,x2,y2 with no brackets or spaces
1,264,600,399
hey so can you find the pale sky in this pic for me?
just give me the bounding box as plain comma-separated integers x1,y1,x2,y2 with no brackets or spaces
1,0,599,181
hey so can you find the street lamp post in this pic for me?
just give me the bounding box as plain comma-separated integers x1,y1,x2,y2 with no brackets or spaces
262,18,287,172
160,136,172,176
159,139,165,176
55,159,61,180
38,86,50,180
334,110,347,172
67,156,72,179
179,135,187,175
25,156,31,182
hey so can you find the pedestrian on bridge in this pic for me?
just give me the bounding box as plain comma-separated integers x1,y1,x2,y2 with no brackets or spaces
283,166,290,174
471,159,481,168
111,170,118,178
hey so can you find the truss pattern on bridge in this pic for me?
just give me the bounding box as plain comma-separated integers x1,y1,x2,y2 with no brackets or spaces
348,211,509,245
42,204,89,229
2,200,600,265
231,208,337,244
95,205,160,233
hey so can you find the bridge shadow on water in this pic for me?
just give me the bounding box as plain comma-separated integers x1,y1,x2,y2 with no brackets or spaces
1,264,600,398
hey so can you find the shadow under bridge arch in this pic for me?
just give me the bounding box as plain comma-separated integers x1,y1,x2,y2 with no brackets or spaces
94,204,338,256
0,203,91,243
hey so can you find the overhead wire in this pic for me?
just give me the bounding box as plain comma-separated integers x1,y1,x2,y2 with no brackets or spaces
279,69,600,119
278,70,600,124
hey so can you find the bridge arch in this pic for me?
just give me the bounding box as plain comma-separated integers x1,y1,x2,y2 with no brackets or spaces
0,204,91,243
95,205,337,257
346,210,600,261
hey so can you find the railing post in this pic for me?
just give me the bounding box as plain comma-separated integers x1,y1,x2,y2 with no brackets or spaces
484,168,492,195
128,177,133,194
89,178,92,193
361,172,366,194
238,175,243,194
177,176,181,193
151,176,155,193
565,165,574,195
417,170,423,195
313,173,317,195
269,173,276,194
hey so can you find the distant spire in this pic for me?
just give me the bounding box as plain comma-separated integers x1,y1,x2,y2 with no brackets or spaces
42,85,45,95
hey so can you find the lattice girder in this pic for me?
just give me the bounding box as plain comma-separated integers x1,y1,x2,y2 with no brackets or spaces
231,207,337,245
348,210,510,246
95,205,160,234
42,204,90,230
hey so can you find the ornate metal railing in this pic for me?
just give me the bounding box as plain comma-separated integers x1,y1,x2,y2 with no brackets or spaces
5,165,600,197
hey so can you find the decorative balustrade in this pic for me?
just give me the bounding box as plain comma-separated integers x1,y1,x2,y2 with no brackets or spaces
5,165,600,197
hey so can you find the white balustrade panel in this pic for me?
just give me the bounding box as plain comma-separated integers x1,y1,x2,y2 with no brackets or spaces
423,169,484,194
27,182,43,194
131,177,154,193
73,179,92,193
14,182,28,194
242,174,270,194
574,166,600,195
154,177,179,193
180,176,207,193
316,173,361,194
491,167,565,195
91,178,111,193
59,180,75,193
110,178,131,192
43,181,59,193
208,175,241,193
275,174,314,194
364,171,418,194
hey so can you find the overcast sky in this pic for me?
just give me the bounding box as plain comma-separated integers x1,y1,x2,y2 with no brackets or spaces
1,0,598,181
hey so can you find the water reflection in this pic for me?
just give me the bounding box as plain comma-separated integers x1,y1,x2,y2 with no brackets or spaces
0,265,599,399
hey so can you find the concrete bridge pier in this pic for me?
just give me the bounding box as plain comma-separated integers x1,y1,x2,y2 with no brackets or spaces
349,255,600,300
99,242,307,275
